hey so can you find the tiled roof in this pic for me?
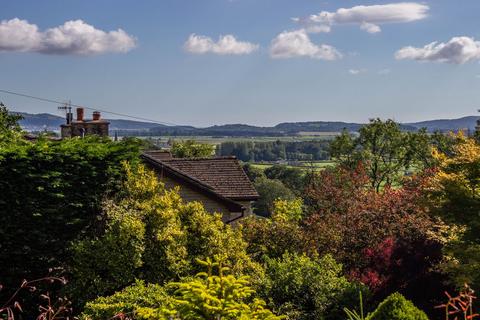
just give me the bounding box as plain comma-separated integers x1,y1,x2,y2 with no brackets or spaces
144,150,173,161
142,151,259,201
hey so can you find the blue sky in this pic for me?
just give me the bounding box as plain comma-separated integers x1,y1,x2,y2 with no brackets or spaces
1,0,480,126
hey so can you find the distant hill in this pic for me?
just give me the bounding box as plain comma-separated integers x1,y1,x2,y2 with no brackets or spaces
407,116,478,132
15,112,162,132
13,111,479,136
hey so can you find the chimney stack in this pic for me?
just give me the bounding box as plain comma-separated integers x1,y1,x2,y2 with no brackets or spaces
92,111,101,121
76,107,84,121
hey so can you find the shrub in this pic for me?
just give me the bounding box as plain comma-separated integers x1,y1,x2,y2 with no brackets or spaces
167,258,282,320
367,293,429,320
259,252,365,320
81,280,172,320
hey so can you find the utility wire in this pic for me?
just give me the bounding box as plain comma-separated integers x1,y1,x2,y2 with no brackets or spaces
0,89,179,126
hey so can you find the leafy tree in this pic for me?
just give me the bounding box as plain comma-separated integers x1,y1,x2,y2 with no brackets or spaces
0,136,140,298
366,293,429,320
0,102,24,145
171,140,215,158
70,163,258,306
253,177,296,216
259,252,364,320
271,198,303,223
304,165,445,308
264,165,306,194
243,163,266,182
166,257,282,320
0,102,22,134
430,134,480,292
330,119,432,191
241,199,311,262
430,134,480,237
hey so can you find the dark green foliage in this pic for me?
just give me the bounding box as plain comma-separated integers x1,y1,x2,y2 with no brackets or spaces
253,177,295,216
264,165,306,193
0,102,23,134
259,253,365,320
0,136,140,292
217,140,330,162
242,163,266,182
367,293,429,320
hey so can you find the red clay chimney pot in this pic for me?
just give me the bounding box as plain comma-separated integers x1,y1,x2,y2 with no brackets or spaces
76,108,84,122
92,111,101,121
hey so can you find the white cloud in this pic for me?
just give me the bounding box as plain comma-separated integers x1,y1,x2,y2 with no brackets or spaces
294,2,429,34
349,68,366,75
395,36,480,64
269,29,342,60
184,34,258,55
360,22,381,34
0,18,136,55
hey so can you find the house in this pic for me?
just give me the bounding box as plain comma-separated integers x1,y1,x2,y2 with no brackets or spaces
61,107,109,138
141,150,259,223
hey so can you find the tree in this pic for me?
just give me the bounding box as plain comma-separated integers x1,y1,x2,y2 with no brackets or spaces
241,199,311,262
304,165,445,309
330,119,432,191
253,177,296,216
171,140,215,158
70,163,258,306
0,102,24,145
430,134,480,292
0,102,22,134
264,165,306,194
243,163,266,182
259,253,363,320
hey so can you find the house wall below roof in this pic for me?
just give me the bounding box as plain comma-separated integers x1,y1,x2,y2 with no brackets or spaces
158,174,250,223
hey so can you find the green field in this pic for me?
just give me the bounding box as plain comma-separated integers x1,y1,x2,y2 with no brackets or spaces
250,161,335,171
140,135,337,146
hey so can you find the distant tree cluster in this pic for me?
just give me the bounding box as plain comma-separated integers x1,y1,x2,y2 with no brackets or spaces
217,140,330,162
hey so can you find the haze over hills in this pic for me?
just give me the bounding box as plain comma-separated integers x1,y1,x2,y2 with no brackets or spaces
15,112,163,132
15,112,479,136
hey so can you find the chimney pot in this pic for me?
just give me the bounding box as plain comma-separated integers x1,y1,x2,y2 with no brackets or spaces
92,111,101,121
76,108,84,121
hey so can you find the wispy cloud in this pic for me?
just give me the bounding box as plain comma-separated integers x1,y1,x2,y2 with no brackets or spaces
0,18,136,55
293,2,429,34
269,29,342,60
395,36,480,64
184,34,258,55
349,68,367,75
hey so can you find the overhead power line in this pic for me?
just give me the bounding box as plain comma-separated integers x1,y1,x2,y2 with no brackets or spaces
0,89,179,126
